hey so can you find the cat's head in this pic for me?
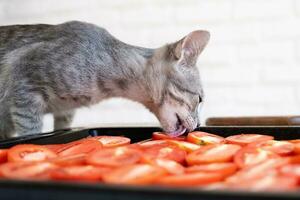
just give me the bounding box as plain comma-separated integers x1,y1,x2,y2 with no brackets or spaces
144,30,210,136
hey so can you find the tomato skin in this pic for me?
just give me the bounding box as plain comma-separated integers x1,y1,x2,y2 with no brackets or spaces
0,162,58,180
186,163,237,178
187,131,225,145
186,144,241,165
157,172,223,186
50,165,112,182
294,143,300,154
87,147,141,168
225,134,274,146
248,140,294,156
88,136,131,148
7,144,57,162
44,144,65,154
103,164,167,185
152,132,185,141
234,147,279,168
57,139,103,157
0,149,8,164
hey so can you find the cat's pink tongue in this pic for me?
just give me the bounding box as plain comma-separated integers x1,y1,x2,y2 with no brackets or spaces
167,125,187,137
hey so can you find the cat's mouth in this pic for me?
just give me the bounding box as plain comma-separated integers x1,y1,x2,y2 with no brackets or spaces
166,114,187,137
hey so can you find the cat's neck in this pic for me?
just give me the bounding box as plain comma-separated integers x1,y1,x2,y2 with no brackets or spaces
96,41,155,104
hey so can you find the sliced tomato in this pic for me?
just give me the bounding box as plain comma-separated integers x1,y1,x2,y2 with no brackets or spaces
280,164,300,179
227,158,288,182
57,139,102,156
157,172,223,186
294,143,300,154
288,155,300,164
137,140,171,148
143,145,186,164
152,132,185,141
87,146,141,168
103,164,167,185
227,174,298,191
186,144,241,165
234,147,279,168
88,136,131,148
147,158,185,175
7,144,57,162
50,165,111,182
0,149,8,164
187,131,225,145
50,154,86,166
0,161,57,180
167,140,201,153
248,140,294,156
186,163,237,178
225,134,273,146
44,144,65,154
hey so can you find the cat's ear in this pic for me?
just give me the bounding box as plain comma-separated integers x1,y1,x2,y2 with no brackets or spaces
173,30,210,65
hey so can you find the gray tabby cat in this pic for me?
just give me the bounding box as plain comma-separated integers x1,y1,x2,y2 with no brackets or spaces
0,21,209,139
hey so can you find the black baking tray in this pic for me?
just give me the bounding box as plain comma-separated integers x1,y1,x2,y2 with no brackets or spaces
1,126,300,200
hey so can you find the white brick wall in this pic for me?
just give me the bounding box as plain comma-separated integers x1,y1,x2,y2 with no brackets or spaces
0,0,299,132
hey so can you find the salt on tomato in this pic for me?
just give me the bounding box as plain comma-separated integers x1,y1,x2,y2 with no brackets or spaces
187,131,225,145
50,165,112,182
225,134,274,146
88,136,131,148
0,149,8,164
234,147,279,168
157,172,223,186
103,164,167,185
7,144,57,162
87,147,141,167
0,161,57,180
57,139,102,156
186,163,237,178
152,132,185,141
186,144,241,165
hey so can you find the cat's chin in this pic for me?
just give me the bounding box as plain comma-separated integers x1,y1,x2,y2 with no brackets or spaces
166,125,187,137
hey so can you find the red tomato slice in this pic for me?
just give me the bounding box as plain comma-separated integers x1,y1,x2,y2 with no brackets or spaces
0,149,8,164
280,164,300,179
57,139,102,156
157,172,223,186
137,140,171,148
227,174,298,191
50,165,112,182
50,154,86,166
44,144,65,154
87,147,141,167
227,158,288,182
294,143,300,154
0,161,57,180
7,144,57,162
88,136,131,148
288,155,300,164
152,132,185,141
143,145,186,164
186,144,241,165
225,134,274,146
187,131,225,145
147,158,185,175
186,163,237,178
248,140,294,156
234,147,279,168
103,164,167,185
167,140,201,153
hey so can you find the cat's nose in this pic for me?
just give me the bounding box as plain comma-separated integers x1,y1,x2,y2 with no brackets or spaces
196,122,201,127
